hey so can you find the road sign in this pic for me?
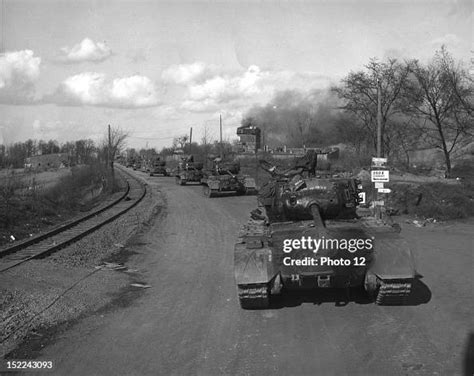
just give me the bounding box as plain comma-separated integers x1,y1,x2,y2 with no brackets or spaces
371,170,390,182
371,200,385,206
371,157,388,168
378,188,391,193
374,182,384,189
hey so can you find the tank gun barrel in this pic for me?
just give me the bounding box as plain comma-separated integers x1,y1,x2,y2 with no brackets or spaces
310,204,329,237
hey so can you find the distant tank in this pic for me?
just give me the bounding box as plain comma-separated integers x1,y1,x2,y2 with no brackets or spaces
234,153,416,309
201,157,256,197
175,155,204,185
149,157,168,176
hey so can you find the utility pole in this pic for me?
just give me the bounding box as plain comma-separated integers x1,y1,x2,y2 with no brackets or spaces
375,78,383,220
219,114,223,159
376,78,382,158
189,126,193,154
108,124,111,171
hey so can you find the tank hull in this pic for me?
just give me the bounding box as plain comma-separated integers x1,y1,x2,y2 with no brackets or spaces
175,170,203,184
201,174,256,197
150,166,168,176
234,218,416,308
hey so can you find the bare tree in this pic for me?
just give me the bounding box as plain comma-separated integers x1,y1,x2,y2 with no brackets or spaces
201,124,214,163
403,47,474,177
172,134,189,149
333,58,411,156
388,116,424,169
106,126,128,177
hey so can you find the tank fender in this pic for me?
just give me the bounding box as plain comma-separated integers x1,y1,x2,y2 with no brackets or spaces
234,243,277,285
367,236,417,280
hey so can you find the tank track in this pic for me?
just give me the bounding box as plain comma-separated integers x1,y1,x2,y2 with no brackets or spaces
238,284,270,309
375,281,412,305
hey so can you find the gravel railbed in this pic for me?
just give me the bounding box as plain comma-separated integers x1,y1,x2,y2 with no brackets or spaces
0,185,164,357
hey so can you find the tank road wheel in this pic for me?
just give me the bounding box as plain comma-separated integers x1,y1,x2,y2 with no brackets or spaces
364,272,379,300
375,281,412,305
238,285,270,309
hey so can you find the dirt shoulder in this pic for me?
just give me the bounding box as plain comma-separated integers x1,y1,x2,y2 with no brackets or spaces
0,182,164,358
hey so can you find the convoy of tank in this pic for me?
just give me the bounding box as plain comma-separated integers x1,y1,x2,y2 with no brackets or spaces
126,157,168,176
124,141,416,310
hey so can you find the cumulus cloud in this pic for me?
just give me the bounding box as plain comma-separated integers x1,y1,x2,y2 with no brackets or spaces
188,65,267,102
59,38,112,63
48,72,160,108
0,50,41,103
178,64,331,113
161,61,217,84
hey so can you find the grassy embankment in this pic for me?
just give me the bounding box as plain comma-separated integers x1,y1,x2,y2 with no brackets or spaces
0,163,120,246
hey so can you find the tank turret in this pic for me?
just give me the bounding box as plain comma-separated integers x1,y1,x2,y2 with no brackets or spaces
256,175,363,223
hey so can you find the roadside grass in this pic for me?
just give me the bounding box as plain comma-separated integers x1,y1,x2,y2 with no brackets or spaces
363,181,474,220
386,159,474,220
0,163,119,246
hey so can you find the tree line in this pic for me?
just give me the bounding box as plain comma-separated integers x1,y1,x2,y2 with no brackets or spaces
0,125,128,172
0,139,97,169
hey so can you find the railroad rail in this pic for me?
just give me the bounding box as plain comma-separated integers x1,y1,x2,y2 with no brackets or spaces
0,166,147,272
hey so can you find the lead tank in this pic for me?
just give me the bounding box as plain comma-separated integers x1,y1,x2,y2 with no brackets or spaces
234,169,416,309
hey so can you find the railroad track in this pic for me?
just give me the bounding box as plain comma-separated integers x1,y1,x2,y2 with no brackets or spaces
0,166,147,272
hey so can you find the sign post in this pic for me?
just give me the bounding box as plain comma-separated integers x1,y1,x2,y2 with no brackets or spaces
371,157,389,220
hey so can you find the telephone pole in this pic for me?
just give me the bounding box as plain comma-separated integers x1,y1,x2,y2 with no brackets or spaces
189,126,193,154
219,114,223,159
108,124,111,171
375,78,383,220
376,78,382,158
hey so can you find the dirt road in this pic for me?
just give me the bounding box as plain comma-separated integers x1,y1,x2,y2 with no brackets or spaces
24,173,474,375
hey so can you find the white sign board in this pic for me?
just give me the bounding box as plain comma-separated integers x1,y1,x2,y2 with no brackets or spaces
378,188,392,194
371,200,385,206
374,182,384,189
371,170,390,182
371,157,388,167
358,192,366,204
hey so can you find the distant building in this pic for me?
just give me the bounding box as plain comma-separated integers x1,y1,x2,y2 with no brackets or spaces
25,153,69,171
236,125,261,153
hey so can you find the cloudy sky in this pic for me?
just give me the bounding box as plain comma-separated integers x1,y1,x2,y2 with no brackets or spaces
0,0,471,149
